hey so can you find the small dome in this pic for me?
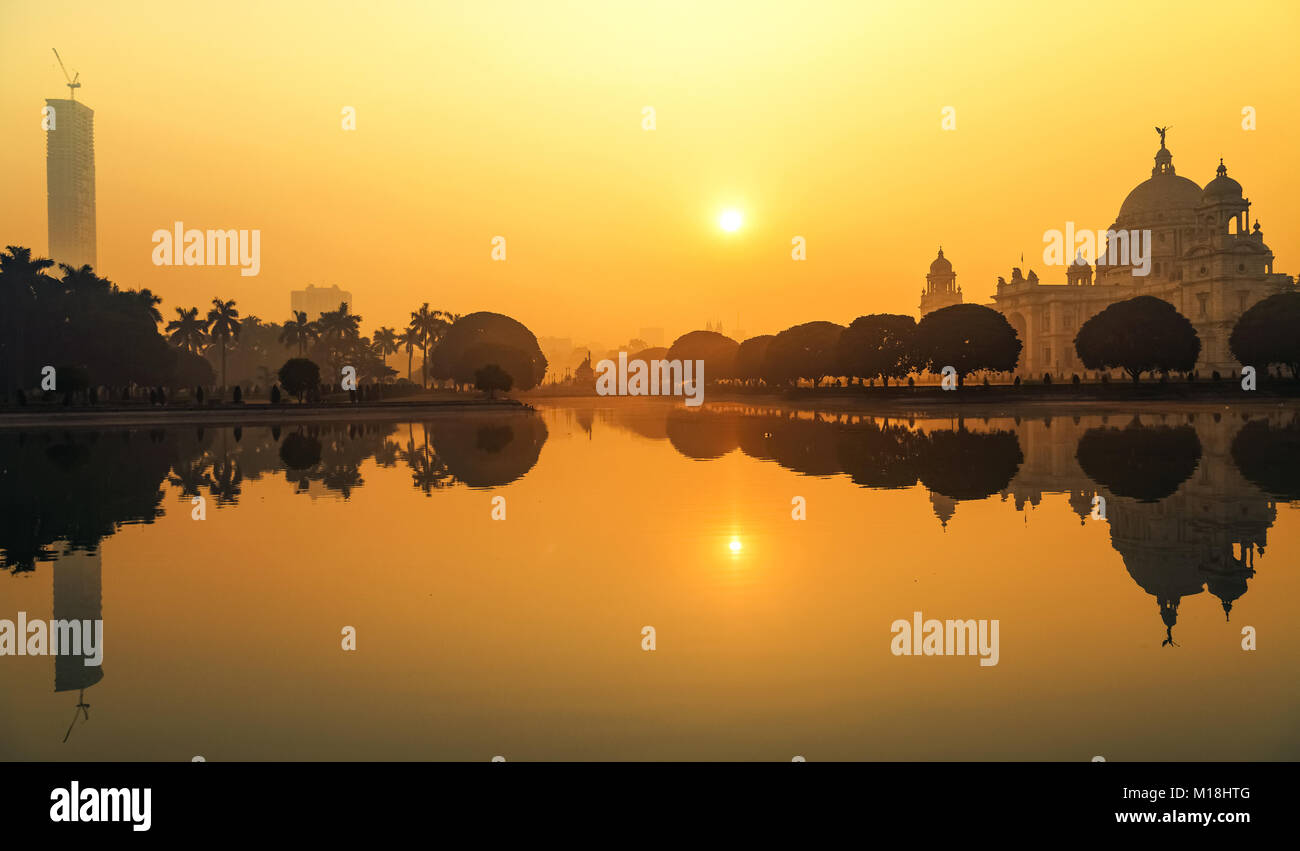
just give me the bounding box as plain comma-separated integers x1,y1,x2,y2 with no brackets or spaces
1203,159,1243,201
930,248,953,275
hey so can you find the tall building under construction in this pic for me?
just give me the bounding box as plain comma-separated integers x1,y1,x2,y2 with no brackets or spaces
45,97,97,270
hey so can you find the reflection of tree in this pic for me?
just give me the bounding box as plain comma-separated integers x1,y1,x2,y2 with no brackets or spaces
401,429,455,494
915,428,1023,500
1231,418,1300,499
836,421,919,488
424,413,548,488
1077,420,1201,502
0,431,174,573
666,410,740,460
280,432,322,470
736,412,841,476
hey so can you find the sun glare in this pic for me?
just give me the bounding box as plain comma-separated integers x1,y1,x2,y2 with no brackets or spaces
719,209,743,232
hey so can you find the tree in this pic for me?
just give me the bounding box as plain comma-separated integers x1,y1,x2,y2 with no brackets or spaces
372,326,399,377
165,306,210,354
666,330,740,380
475,363,513,397
278,357,320,403
1074,296,1199,383
409,303,448,388
836,314,916,386
913,304,1021,386
206,298,242,389
0,246,55,394
1229,291,1300,379
431,312,548,390
454,342,534,389
279,310,318,356
398,327,421,384
761,321,845,387
733,335,775,385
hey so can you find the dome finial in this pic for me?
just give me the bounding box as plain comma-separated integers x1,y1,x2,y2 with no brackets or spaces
1217,157,1227,177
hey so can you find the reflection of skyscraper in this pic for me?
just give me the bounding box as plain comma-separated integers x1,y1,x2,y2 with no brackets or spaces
53,548,104,693
45,98,97,270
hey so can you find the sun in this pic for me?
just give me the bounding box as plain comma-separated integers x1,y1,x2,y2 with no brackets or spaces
729,538,743,554
719,209,743,232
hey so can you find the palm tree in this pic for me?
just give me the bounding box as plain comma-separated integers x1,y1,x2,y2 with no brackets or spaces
165,307,210,354
409,303,449,389
206,298,242,390
279,310,317,356
1,246,55,391
135,288,163,325
373,326,398,360
398,327,421,383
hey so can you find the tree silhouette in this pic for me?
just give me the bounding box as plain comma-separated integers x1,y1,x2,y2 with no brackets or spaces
398,327,421,384
733,335,774,385
278,310,318,356
913,304,1021,386
761,321,845,387
474,362,513,397
666,330,740,380
836,313,917,386
165,306,210,354
278,357,320,403
206,298,242,389
1074,296,1199,383
1228,291,1300,379
431,312,547,390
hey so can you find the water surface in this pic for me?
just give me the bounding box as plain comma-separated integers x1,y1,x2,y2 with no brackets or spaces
1,401,1297,760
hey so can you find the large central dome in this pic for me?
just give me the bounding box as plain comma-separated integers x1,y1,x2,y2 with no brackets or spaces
1117,145,1202,223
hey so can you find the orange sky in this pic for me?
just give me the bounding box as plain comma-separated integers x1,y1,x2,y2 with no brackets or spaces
2,0,1298,346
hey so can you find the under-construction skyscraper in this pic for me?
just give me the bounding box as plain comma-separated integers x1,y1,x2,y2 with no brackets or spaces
45,97,97,270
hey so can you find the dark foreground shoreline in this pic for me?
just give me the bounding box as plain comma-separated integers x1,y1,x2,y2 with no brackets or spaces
0,397,530,429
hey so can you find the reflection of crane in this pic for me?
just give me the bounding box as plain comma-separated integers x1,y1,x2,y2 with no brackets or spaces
62,688,91,743
52,48,81,100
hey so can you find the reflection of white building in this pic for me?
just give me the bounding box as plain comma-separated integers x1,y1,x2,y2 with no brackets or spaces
997,412,1276,643
983,134,1295,378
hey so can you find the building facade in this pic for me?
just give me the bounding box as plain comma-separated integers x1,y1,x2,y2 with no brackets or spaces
45,98,97,270
987,137,1294,378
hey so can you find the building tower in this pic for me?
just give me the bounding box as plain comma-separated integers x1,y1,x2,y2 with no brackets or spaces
45,98,97,270
919,248,962,315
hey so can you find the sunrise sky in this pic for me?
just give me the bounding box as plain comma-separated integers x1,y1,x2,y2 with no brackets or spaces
2,0,1298,346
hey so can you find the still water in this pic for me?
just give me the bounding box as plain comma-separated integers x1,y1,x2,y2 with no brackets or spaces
2,401,1297,760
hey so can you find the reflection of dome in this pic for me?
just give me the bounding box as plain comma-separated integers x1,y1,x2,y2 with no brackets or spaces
1117,147,1202,221
1202,159,1243,202
929,248,952,275
929,490,956,529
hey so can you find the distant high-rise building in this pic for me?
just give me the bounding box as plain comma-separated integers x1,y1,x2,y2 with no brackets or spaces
45,98,97,270
291,284,353,320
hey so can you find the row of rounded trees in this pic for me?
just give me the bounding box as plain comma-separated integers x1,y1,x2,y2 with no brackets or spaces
276,310,550,400
655,292,1300,388
660,304,1021,388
